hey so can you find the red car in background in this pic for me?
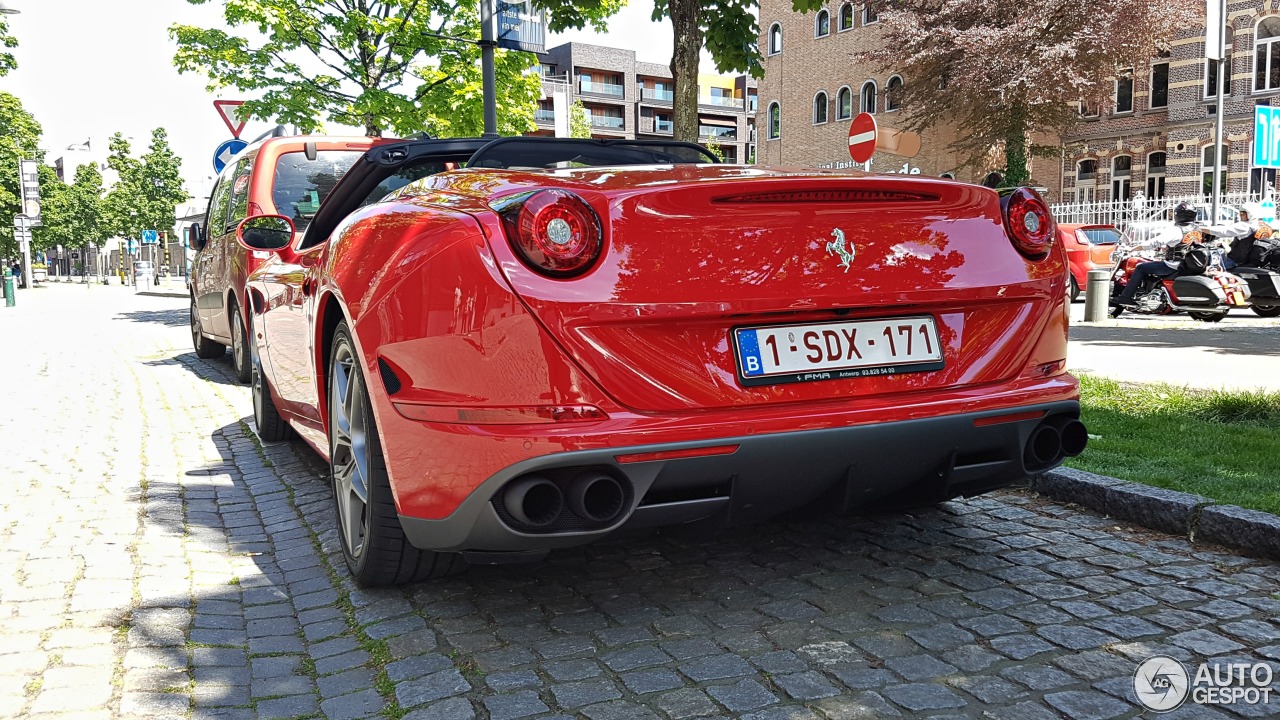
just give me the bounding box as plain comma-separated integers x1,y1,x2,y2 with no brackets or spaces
239,137,1087,587
1057,223,1120,301
188,134,394,382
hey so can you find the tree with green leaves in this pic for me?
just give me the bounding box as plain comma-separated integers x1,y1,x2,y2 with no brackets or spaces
652,0,823,143
568,100,592,139
103,130,189,244
857,0,1199,185
170,0,623,138
0,14,17,78
0,92,42,260
36,164,106,260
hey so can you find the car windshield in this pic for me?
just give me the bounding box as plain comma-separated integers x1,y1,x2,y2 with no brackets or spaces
1079,227,1120,245
272,150,363,230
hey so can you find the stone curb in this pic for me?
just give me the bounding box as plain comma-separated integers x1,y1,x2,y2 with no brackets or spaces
137,289,189,298
1030,467,1280,560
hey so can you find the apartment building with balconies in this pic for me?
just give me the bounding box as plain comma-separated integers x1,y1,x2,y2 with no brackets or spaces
530,41,757,163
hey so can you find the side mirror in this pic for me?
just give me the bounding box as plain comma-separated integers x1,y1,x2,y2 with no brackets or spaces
186,223,205,250
236,215,295,252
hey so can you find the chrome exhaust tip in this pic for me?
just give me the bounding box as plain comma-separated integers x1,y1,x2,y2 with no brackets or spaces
502,476,564,527
567,472,626,523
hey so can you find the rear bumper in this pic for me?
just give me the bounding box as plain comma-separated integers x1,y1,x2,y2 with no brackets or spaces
398,399,1081,555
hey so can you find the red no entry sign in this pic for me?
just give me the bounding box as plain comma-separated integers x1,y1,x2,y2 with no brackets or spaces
848,112,878,164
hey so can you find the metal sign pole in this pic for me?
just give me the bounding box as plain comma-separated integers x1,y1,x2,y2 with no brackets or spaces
479,0,498,138
1210,0,1227,220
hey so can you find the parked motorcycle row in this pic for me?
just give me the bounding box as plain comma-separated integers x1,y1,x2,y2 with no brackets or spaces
1105,216,1280,322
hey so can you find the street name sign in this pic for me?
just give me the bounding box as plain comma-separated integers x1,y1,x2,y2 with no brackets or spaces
214,100,248,139
213,138,248,174
1255,106,1280,169
497,0,546,53
849,112,878,164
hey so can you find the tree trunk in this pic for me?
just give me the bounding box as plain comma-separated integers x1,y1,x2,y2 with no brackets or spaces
1003,105,1030,187
365,114,381,137
669,0,702,144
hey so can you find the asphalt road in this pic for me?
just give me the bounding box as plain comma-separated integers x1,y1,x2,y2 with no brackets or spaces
1068,302,1280,391
1,284,1277,720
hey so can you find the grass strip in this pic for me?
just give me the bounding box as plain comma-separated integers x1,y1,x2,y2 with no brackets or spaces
1068,374,1280,515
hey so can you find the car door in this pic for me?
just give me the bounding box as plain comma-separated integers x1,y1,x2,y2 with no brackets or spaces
195,169,235,329
210,155,256,339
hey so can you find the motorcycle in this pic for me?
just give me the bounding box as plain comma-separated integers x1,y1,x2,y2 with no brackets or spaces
1224,231,1280,318
1109,232,1251,322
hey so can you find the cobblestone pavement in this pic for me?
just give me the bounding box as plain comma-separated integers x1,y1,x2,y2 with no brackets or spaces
2,284,1279,720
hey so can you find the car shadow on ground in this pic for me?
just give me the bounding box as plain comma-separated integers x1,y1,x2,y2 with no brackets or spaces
130,410,1280,718
142,352,242,387
114,307,190,328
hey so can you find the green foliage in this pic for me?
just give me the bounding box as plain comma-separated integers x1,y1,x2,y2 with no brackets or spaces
0,92,43,259
0,15,16,78
103,130,189,245
703,135,725,162
170,0,621,137
568,100,592,139
35,164,106,255
1070,375,1280,514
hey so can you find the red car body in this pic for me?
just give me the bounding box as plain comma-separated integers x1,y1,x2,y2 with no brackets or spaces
1057,223,1120,301
245,138,1084,585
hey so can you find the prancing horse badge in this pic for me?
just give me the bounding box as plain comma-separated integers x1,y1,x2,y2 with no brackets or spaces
826,228,855,272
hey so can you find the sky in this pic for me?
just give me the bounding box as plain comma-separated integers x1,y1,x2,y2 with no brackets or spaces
1,0,683,201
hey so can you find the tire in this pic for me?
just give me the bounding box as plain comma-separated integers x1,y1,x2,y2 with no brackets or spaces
1188,310,1226,322
251,315,294,442
1252,305,1280,317
328,321,464,587
191,295,226,359
1068,275,1080,303
230,302,252,383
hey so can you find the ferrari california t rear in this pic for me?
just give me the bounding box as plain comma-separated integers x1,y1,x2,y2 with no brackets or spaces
249,143,1084,586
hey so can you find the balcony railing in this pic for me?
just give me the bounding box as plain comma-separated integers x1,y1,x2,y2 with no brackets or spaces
700,126,737,139
590,115,625,129
642,87,674,101
579,78,624,96
655,119,674,133
534,109,555,123
702,95,742,108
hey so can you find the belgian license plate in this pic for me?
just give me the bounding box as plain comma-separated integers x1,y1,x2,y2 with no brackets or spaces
734,316,944,386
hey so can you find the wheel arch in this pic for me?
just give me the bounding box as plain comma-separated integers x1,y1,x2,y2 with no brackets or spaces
315,290,349,429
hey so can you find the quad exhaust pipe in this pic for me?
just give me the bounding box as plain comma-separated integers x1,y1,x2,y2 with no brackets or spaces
501,470,629,529
1023,415,1087,470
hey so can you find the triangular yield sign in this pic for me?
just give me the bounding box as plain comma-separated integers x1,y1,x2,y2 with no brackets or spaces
213,100,248,139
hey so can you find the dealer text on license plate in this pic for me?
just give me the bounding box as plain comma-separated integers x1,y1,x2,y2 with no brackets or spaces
734,316,944,386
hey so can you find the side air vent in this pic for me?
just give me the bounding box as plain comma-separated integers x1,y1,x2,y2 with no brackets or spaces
378,358,403,395
712,189,940,204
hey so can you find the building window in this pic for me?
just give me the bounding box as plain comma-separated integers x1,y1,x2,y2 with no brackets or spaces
768,102,780,139
940,172,955,179
1147,151,1166,199
1207,57,1232,97
813,92,829,124
768,23,782,55
1202,143,1229,196
836,86,852,120
1079,99,1100,118
1112,155,1132,200
981,171,1004,188
815,10,830,37
860,81,877,114
862,2,878,25
1150,62,1169,108
1256,17,1280,91
1077,159,1097,181
1114,71,1133,113
839,3,854,31
1250,142,1278,196
886,75,903,111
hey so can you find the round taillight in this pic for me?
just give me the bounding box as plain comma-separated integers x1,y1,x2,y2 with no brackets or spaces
1001,187,1055,259
508,189,603,277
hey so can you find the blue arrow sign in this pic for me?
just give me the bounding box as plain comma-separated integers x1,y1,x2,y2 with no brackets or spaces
142,229,159,245
1255,106,1280,169
213,138,248,174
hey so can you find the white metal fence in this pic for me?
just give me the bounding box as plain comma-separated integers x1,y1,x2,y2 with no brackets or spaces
1048,192,1261,231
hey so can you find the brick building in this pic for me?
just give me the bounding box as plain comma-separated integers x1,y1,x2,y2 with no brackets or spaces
755,1,1062,187
531,42,758,164
1063,0,1280,205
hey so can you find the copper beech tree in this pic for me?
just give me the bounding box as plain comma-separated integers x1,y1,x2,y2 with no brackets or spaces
857,0,1201,185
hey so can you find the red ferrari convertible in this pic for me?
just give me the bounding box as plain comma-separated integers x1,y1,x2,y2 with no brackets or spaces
240,137,1085,586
